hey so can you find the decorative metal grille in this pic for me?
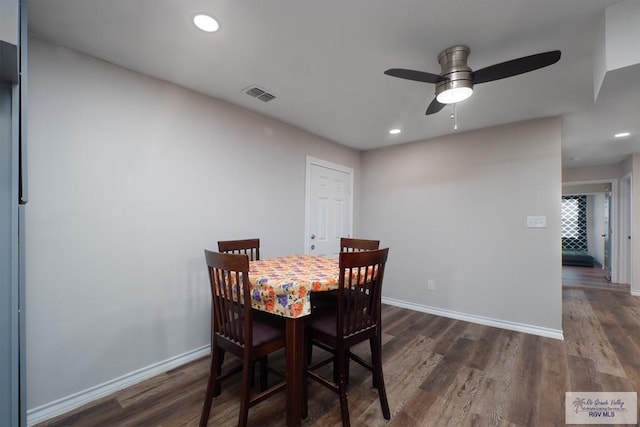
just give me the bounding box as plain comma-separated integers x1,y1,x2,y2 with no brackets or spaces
562,195,587,250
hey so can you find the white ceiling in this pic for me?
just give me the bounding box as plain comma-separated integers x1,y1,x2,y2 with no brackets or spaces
28,0,640,167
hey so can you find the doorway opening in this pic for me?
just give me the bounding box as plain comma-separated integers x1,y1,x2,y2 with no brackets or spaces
562,179,625,286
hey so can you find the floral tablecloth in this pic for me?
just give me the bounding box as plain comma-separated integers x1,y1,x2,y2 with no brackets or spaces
249,254,339,318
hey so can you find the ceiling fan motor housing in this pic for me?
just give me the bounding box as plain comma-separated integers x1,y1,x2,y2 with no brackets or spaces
436,45,473,98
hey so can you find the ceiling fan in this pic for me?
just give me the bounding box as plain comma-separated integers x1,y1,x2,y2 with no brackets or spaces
384,45,561,115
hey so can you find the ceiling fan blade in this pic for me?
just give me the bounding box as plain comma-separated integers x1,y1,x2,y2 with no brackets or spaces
385,68,445,84
471,50,561,85
426,98,445,115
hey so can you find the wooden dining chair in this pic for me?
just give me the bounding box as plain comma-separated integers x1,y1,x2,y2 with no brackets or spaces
200,250,286,427
312,237,380,312
340,237,380,252
304,248,391,427
217,238,275,388
309,237,382,377
218,238,260,261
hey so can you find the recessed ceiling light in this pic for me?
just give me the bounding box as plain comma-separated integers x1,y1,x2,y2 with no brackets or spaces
389,129,401,135
614,132,631,138
193,14,219,32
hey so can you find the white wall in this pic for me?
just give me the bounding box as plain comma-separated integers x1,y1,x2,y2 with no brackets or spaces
587,194,605,265
361,117,563,332
26,37,361,410
562,164,622,182
605,0,640,71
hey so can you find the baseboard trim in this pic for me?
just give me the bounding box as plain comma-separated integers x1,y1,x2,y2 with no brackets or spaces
631,289,640,297
382,297,564,340
26,345,210,426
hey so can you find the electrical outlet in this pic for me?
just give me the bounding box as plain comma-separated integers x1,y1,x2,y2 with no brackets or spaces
427,279,436,290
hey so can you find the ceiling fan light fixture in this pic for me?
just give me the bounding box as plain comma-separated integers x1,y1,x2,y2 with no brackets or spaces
436,86,473,104
435,45,474,104
384,44,561,115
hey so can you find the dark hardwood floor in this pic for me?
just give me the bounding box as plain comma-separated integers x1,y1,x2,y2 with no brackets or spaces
37,268,640,426
562,264,630,292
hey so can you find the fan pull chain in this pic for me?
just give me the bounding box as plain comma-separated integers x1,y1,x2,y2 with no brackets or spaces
450,103,458,131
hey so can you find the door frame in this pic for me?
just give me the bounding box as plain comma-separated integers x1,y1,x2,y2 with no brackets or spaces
563,178,619,283
304,156,354,255
619,173,632,285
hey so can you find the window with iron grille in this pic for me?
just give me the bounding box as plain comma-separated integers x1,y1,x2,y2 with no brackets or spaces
562,195,587,250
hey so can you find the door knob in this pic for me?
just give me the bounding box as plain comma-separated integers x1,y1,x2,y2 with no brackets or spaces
310,234,316,240
310,244,315,250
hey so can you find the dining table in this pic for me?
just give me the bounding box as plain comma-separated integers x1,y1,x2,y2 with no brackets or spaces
248,254,340,427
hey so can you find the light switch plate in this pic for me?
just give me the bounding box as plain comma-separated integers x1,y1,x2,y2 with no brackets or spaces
527,216,547,228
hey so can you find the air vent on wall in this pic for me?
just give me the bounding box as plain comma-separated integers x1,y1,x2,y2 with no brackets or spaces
243,85,276,102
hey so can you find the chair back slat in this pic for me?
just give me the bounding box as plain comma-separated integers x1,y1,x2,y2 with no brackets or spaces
218,238,260,261
340,237,380,253
205,250,252,347
338,248,388,337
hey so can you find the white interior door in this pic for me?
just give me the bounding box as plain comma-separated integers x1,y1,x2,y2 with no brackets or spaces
305,157,353,257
